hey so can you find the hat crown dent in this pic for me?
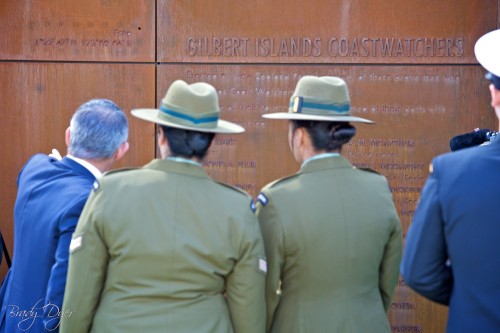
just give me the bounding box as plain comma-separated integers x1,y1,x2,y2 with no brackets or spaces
292,76,350,105
162,80,220,119
263,75,372,123
131,79,245,133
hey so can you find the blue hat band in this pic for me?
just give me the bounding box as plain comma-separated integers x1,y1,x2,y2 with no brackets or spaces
289,97,350,115
159,104,219,128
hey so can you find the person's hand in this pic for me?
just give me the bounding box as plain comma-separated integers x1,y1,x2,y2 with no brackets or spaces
49,148,62,160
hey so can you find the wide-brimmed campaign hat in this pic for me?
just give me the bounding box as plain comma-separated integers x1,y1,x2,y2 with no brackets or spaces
263,76,373,123
132,80,244,133
474,29,500,90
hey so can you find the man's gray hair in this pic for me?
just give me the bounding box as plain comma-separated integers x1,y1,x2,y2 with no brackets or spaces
68,99,128,159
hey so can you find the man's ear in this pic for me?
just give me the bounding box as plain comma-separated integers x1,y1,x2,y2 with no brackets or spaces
65,127,71,147
114,142,129,161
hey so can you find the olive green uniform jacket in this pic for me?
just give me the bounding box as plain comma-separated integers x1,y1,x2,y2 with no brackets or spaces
256,155,402,333
60,159,266,333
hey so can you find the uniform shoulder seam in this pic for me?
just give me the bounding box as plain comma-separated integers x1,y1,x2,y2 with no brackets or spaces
216,181,251,197
355,167,381,175
103,167,139,177
266,174,298,189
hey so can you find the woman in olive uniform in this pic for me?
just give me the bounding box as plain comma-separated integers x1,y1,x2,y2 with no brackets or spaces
60,80,266,333
256,76,402,333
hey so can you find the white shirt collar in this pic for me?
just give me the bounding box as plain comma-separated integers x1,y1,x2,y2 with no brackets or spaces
167,156,202,167
66,155,103,178
301,153,340,168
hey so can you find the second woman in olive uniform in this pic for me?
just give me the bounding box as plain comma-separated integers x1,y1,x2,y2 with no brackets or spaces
256,76,402,333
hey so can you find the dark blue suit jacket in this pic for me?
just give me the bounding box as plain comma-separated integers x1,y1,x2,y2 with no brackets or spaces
401,139,500,332
0,155,95,332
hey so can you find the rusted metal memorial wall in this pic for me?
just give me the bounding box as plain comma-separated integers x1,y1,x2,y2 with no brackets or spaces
1,1,499,332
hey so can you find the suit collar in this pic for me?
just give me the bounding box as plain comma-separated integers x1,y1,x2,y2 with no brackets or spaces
143,159,210,179
299,154,353,174
59,157,96,180
66,155,102,178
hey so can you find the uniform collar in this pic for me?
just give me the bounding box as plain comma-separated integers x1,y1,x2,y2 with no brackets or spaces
301,152,340,168
299,154,353,174
167,156,202,167
143,158,209,179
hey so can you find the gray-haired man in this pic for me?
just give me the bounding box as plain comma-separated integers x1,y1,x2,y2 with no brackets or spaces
401,29,500,332
0,99,129,333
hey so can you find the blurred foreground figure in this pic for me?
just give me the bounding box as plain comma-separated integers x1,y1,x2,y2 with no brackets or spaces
401,29,500,332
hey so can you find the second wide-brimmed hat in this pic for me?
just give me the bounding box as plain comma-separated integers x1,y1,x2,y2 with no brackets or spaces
263,76,373,123
132,80,244,134
475,29,500,90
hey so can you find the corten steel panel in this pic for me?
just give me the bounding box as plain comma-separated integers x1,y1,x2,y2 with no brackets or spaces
0,62,156,277
158,63,495,332
158,0,497,64
0,1,155,62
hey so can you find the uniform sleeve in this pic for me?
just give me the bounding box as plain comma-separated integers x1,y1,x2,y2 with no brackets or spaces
256,191,285,332
42,205,83,331
400,159,453,305
378,208,402,311
225,206,266,333
60,189,109,333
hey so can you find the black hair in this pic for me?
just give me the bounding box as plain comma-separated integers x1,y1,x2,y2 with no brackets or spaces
160,125,215,160
291,120,356,151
